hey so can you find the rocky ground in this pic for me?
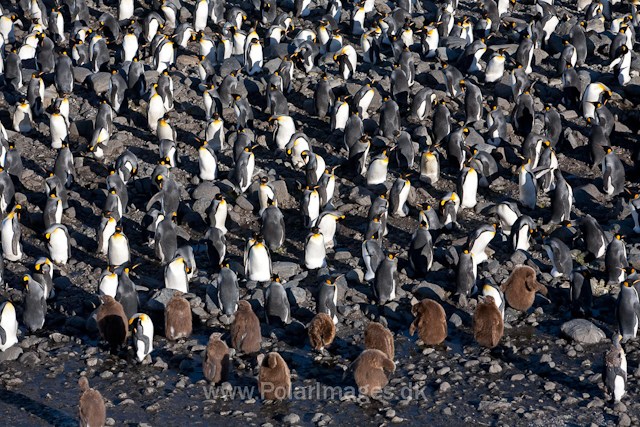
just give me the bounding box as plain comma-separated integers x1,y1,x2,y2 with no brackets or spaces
1,0,640,425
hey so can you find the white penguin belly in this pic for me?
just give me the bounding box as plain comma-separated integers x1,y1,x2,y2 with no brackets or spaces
307,193,320,226
367,160,388,186
0,309,18,351
318,217,337,247
165,264,188,292
49,232,68,264
516,225,530,251
362,242,375,281
248,246,271,281
460,172,478,209
199,149,218,181
395,185,410,216
214,205,228,234
305,236,327,269
614,376,626,402
2,222,20,261
99,276,118,297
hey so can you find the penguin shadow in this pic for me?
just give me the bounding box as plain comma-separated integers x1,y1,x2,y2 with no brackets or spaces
0,388,77,427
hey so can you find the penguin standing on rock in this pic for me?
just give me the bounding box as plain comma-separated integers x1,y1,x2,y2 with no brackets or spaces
165,293,192,340
501,266,548,311
317,277,340,324
511,215,536,252
474,295,504,348
23,274,46,332
604,333,627,402
461,79,483,124
308,313,335,351
78,377,106,427
0,301,18,351
216,264,239,316
365,322,394,360
570,267,593,317
265,276,290,326
410,299,447,345
606,235,628,285
389,176,410,217
129,313,154,363
457,249,477,301
304,227,327,270
458,167,479,209
258,352,291,400
2,205,22,262
617,281,640,340
409,220,433,277
231,300,261,353
543,237,573,278
374,254,398,304
550,170,573,224
351,349,395,397
97,295,128,353
575,215,607,259
602,147,625,197
203,332,230,384
519,160,537,210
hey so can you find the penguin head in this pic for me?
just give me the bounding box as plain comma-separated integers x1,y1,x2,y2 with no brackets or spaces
155,174,164,187
215,193,225,203
272,274,281,283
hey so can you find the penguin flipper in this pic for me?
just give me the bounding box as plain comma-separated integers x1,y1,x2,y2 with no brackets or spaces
11,232,18,256
146,191,164,211
0,325,6,345
141,332,151,356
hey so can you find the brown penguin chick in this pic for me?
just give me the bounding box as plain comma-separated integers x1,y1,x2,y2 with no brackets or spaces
308,313,336,350
473,295,504,348
352,349,396,397
258,352,291,400
230,300,261,353
165,292,192,340
409,298,448,345
203,332,230,384
500,266,548,311
78,376,106,427
364,322,395,360
96,295,128,353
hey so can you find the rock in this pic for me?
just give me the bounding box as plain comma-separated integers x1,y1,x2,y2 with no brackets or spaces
449,313,462,328
0,345,23,362
283,413,300,424
19,351,40,365
349,186,374,206
510,250,528,265
235,195,254,211
74,67,92,84
560,319,606,344
478,401,511,412
618,414,631,427
87,72,111,95
412,282,446,301
145,288,181,312
220,58,242,78
272,262,300,280
287,287,307,306
193,182,220,200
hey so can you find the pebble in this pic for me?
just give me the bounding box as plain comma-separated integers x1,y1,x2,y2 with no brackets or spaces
283,413,300,424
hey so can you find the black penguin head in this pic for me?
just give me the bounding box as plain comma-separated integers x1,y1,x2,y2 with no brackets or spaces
272,274,280,283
